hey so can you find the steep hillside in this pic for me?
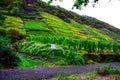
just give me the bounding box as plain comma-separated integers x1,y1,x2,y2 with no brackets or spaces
0,1,120,68
34,0,120,42
21,11,114,42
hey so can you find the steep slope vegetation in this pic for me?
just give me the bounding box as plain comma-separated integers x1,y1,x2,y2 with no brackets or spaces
35,0,120,42
22,11,114,42
0,1,120,68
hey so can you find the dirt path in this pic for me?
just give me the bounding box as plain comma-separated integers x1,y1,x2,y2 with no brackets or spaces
0,62,120,80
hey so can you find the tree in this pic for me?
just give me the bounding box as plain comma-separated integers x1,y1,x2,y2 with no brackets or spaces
48,0,99,9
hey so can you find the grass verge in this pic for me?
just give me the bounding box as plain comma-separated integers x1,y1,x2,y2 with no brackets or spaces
51,68,120,80
17,53,51,68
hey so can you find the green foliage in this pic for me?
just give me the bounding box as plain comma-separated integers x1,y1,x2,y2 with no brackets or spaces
27,31,54,36
108,68,120,74
70,19,114,42
0,13,6,25
0,16,26,43
105,54,120,62
24,21,47,30
26,35,120,54
56,75,77,80
38,1,120,41
48,0,99,9
17,41,64,56
0,36,11,44
17,41,86,65
52,71,98,80
18,54,51,68
66,50,85,65
6,0,19,16
41,12,75,36
0,27,7,37
10,7,19,16
73,0,89,9
8,29,26,43
87,60,98,64
97,66,120,76
55,58,68,65
3,16,23,28
0,44,21,69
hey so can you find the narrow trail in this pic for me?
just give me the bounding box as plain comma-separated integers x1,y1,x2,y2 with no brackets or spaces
0,62,120,80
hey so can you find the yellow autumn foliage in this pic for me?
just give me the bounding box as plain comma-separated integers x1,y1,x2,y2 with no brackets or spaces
3,16,23,28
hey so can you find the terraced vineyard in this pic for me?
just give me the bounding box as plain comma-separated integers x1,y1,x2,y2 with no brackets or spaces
0,0,120,69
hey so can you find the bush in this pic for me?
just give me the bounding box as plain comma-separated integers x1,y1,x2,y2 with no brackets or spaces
0,36,11,44
0,44,21,69
9,29,26,43
0,27,7,37
55,58,68,65
3,16,23,28
0,13,5,25
96,66,120,76
66,50,85,65
10,7,19,16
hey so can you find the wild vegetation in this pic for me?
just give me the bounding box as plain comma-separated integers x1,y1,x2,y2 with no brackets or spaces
0,0,120,69
37,0,120,42
51,67,120,80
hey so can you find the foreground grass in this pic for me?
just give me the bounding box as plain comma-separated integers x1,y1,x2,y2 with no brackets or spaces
17,54,51,68
51,68,120,80
24,21,48,30
51,71,98,80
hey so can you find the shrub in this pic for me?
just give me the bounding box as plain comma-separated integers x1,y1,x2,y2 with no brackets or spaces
0,36,11,44
96,66,120,76
0,13,5,25
55,58,68,65
17,41,86,65
0,44,21,69
9,29,26,43
66,50,85,65
3,16,23,28
10,7,19,16
96,66,110,76
0,27,7,37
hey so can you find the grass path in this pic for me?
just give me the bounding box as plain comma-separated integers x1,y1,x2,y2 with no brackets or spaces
0,62,120,80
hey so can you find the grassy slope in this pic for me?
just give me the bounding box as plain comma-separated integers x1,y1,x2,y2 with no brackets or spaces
70,19,114,41
1,16,25,34
0,11,117,68
40,12,75,37
17,54,51,68
0,11,117,67
25,12,114,42
36,0,120,42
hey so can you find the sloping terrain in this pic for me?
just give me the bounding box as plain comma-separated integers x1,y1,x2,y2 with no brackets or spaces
35,0,120,42
0,0,120,69
21,11,115,42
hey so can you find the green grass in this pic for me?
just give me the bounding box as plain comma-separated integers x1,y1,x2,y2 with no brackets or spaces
51,68,120,80
17,40,86,65
41,12,76,37
27,31,54,36
51,71,98,80
24,21,48,30
24,21,54,36
1,16,26,35
38,12,114,41
17,54,51,68
69,19,114,42
3,16,23,28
